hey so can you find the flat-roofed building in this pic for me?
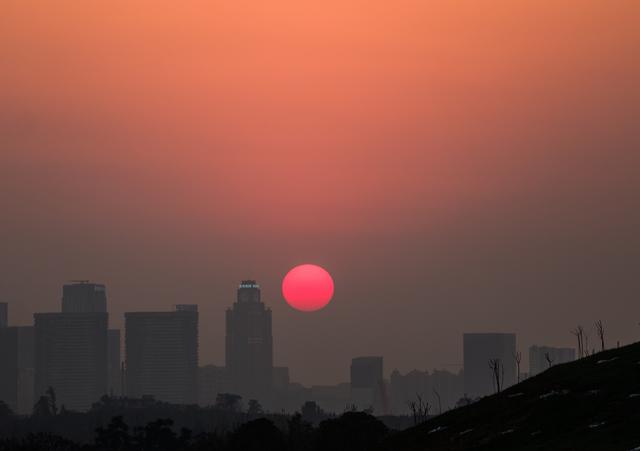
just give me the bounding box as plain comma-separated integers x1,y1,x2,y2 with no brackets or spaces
34,312,108,411
125,307,198,404
62,282,107,313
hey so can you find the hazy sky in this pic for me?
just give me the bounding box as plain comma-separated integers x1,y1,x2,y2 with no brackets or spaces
1,1,639,384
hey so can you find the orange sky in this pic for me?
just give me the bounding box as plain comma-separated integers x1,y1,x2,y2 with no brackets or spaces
1,1,639,383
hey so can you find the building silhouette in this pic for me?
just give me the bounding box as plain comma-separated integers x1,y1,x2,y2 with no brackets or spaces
125,306,198,404
0,306,35,415
34,312,108,411
62,281,107,313
529,345,575,376
463,333,516,398
33,282,109,411
350,356,385,413
225,280,273,402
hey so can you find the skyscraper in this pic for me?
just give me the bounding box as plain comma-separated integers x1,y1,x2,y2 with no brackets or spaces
62,281,107,313
225,280,273,401
33,282,110,411
34,313,108,411
463,333,517,398
125,306,198,404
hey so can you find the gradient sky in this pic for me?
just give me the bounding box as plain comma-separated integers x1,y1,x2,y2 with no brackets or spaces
1,1,639,384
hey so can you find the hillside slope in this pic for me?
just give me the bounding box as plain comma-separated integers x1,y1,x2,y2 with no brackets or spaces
387,342,640,450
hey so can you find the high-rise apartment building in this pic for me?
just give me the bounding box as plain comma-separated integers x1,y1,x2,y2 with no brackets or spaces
34,312,108,411
125,307,198,404
225,280,273,401
62,281,107,313
463,333,517,398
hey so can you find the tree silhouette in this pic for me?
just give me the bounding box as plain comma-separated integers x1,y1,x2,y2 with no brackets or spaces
407,394,430,425
287,412,315,451
595,320,605,352
46,386,58,416
215,393,242,412
571,326,585,358
133,418,179,451
230,418,284,451
247,399,263,416
488,359,504,393
95,416,130,450
32,396,53,417
432,388,442,415
513,351,522,382
317,411,388,451
544,352,554,369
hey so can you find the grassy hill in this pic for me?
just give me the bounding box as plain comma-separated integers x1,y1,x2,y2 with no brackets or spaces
386,342,640,450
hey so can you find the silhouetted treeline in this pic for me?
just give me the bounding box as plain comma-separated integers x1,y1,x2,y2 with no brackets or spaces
0,412,393,451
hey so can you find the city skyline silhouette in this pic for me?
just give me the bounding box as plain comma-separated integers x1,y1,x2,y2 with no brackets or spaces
1,2,638,448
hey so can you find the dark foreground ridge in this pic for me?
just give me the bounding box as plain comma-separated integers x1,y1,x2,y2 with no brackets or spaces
386,341,640,450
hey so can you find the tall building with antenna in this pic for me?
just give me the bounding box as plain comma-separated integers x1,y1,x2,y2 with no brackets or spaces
225,280,273,402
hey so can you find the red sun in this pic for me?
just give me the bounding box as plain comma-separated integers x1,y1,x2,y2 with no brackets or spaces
282,264,334,312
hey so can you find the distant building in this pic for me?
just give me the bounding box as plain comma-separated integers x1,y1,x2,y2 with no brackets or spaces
175,304,198,312
197,365,229,407
125,307,198,405
34,312,108,411
0,302,7,328
350,356,384,413
108,329,121,396
273,366,290,391
0,325,35,414
463,333,516,398
225,280,273,402
529,345,575,376
389,368,464,414
62,281,107,313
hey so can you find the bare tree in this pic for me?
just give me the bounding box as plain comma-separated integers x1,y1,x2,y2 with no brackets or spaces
433,388,442,415
513,351,522,383
571,326,585,358
46,386,57,416
407,393,430,425
544,352,554,369
488,359,504,393
584,332,591,356
595,320,605,352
